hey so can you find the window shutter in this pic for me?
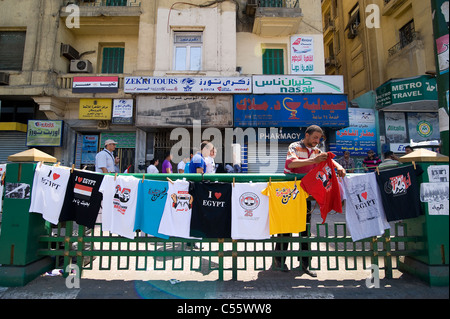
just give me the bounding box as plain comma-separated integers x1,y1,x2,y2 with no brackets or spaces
102,47,124,74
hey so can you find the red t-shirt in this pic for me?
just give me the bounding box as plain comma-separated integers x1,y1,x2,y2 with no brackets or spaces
300,152,342,223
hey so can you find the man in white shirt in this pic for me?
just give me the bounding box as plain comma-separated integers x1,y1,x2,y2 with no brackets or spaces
95,139,120,173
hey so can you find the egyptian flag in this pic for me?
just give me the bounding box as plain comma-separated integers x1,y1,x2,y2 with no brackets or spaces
74,183,93,201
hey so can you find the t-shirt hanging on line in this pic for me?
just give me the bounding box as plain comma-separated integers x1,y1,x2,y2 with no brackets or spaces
342,173,390,242
261,181,308,235
231,182,270,240
300,152,342,224
189,181,232,238
59,170,104,229
29,164,71,224
134,179,169,240
158,180,199,239
99,174,140,239
375,165,422,222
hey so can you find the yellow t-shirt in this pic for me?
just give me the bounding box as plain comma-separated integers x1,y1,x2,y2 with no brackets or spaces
261,181,308,235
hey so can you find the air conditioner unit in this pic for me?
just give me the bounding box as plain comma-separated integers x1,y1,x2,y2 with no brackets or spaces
70,60,93,73
61,44,80,60
0,72,10,86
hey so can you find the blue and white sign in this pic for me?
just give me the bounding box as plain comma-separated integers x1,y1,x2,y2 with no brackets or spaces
331,108,377,156
234,94,349,127
124,77,251,94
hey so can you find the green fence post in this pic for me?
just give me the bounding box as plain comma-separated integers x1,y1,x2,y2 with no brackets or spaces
0,163,54,287
398,159,449,286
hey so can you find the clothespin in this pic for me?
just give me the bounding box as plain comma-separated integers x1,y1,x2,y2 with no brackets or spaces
294,176,297,185
141,174,145,184
167,177,174,184
71,164,75,173
82,165,87,170
269,177,272,186
1,172,5,185
55,162,60,167
376,166,380,175
232,177,235,187
114,173,118,181
412,161,416,170
39,161,43,168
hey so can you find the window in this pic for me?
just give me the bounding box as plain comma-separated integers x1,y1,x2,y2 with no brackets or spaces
399,20,415,49
262,49,284,75
0,31,26,71
101,47,124,74
0,100,36,124
174,32,202,71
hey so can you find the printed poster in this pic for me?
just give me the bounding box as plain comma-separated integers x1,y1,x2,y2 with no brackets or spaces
291,36,314,74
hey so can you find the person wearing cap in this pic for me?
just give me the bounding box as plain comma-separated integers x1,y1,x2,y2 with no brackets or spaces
95,139,120,173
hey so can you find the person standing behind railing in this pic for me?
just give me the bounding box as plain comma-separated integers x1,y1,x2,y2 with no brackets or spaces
337,150,355,173
362,150,381,172
281,125,346,277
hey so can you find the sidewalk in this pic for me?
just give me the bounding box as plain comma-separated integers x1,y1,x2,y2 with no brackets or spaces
0,266,448,300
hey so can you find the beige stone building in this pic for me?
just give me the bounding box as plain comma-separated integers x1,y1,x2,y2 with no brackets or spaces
1,0,331,173
321,0,441,156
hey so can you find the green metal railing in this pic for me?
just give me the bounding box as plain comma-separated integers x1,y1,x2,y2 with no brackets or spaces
35,173,424,281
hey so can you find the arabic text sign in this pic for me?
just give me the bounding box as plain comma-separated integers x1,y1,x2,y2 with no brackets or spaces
291,36,314,74
233,94,349,127
253,75,344,94
124,77,252,94
72,76,118,94
331,108,377,156
79,99,112,120
26,120,63,147
112,99,133,124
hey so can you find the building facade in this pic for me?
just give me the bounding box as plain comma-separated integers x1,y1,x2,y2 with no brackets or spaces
321,0,445,162
1,0,351,173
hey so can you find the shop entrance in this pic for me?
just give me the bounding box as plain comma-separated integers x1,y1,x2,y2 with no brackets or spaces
74,132,136,173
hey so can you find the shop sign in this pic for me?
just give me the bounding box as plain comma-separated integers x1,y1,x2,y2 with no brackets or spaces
100,132,136,149
112,99,133,124
234,94,348,128
72,76,118,94
376,76,438,108
79,99,112,120
136,95,233,127
124,76,251,94
257,127,305,143
26,120,63,147
331,108,377,156
290,35,314,74
253,75,344,94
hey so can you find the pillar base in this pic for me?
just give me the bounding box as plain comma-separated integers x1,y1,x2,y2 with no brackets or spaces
0,257,54,287
399,256,449,287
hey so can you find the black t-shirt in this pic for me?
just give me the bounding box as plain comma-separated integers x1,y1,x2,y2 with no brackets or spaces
376,165,422,222
189,181,232,238
59,170,104,228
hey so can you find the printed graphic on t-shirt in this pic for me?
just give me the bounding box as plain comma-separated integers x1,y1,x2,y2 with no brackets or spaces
239,192,261,218
41,169,64,190
148,187,167,201
171,190,193,212
315,165,333,190
73,175,97,204
347,183,378,223
275,184,299,205
383,172,412,196
114,185,132,215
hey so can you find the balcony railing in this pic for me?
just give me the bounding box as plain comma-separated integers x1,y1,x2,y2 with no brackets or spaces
388,31,419,57
57,74,126,90
258,0,299,8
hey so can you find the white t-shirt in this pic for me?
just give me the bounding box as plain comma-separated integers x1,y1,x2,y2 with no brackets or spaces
205,156,215,173
147,165,159,174
158,179,199,239
99,174,140,239
29,164,71,224
342,173,390,242
231,182,270,240
0,164,6,212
